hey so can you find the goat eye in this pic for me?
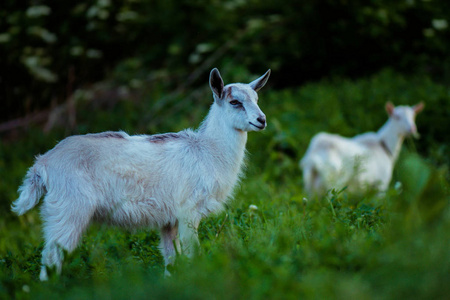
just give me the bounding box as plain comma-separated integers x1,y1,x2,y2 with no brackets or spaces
229,100,242,106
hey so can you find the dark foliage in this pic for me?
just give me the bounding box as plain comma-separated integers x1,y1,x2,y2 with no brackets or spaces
1,0,450,123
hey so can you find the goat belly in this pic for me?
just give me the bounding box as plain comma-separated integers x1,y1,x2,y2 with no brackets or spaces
94,195,176,228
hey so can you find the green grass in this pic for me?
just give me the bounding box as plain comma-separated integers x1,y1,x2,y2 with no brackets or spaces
1,69,449,299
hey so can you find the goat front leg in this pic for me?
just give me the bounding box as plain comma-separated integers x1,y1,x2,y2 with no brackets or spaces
178,217,201,258
160,221,180,276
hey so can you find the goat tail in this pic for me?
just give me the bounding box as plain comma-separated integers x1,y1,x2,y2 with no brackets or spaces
11,164,46,216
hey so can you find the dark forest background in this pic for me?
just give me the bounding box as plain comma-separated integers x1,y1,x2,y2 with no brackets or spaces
1,0,449,123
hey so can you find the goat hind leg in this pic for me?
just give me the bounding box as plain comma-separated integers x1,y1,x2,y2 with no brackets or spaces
39,199,92,280
39,241,63,281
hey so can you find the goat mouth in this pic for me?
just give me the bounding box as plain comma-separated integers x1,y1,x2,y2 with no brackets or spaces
249,122,265,130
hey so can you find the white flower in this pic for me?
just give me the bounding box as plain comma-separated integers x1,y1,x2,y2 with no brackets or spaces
249,204,258,211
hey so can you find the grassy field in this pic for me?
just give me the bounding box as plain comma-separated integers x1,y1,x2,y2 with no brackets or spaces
1,69,449,299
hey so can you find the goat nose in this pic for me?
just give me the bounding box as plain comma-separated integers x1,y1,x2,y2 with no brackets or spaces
257,116,266,126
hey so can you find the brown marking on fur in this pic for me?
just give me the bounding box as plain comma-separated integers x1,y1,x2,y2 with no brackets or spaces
87,131,126,139
225,86,233,100
379,140,393,157
147,133,181,143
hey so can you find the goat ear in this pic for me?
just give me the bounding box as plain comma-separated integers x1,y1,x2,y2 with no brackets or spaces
385,102,395,116
413,102,425,114
209,68,224,99
249,69,271,92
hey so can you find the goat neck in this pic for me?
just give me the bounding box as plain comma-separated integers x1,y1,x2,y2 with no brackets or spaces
198,103,248,170
376,118,405,161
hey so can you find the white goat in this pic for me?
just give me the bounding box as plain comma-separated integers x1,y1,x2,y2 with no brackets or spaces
300,102,424,197
12,68,271,280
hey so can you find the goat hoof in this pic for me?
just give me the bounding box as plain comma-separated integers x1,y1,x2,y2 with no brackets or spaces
39,267,49,281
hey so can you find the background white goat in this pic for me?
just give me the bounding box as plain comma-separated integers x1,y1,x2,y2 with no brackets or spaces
300,102,424,197
11,68,271,280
